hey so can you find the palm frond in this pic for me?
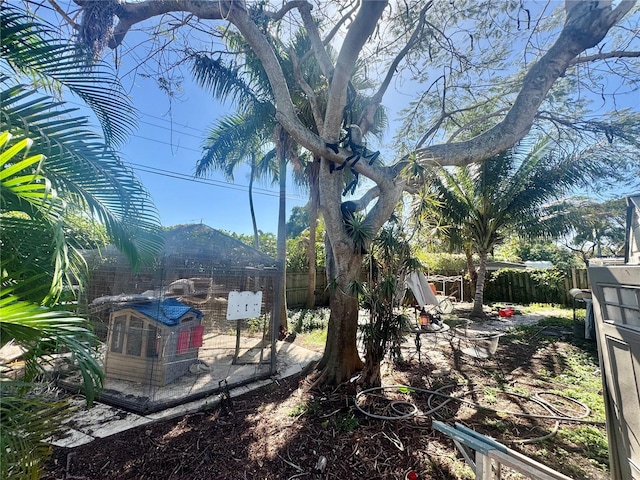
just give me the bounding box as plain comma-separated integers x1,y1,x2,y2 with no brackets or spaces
190,53,267,110
197,112,274,178
1,5,137,147
0,382,69,480
0,290,103,402
1,84,164,268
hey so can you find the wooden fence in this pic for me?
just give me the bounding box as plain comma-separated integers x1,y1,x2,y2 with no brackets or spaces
480,268,590,306
286,268,329,308
286,268,592,308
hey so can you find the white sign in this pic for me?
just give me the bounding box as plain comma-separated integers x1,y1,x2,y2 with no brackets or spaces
226,291,263,320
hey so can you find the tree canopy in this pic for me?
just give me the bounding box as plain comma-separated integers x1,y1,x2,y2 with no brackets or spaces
41,0,640,385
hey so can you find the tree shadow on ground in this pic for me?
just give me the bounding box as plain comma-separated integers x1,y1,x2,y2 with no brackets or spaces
42,313,607,480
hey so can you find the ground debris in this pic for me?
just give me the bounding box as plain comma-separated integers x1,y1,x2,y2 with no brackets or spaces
43,323,607,480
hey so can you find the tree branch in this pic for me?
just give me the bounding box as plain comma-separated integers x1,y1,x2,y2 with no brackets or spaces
48,0,78,29
324,0,389,139
570,50,640,65
298,2,335,79
447,107,510,142
267,0,307,21
96,0,242,49
290,47,324,130
347,186,381,213
322,2,359,47
413,0,637,167
358,1,433,135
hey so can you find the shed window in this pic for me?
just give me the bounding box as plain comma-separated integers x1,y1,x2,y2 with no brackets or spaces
176,329,190,354
111,315,126,353
601,285,640,327
190,325,205,348
126,317,144,356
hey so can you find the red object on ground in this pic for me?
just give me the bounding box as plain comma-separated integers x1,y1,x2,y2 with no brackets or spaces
498,308,514,318
405,471,418,480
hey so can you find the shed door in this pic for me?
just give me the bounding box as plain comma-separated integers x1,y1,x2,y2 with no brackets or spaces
589,266,640,480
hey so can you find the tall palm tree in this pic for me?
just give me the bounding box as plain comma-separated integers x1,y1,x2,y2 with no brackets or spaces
191,30,387,311
1,5,163,478
196,111,278,249
191,31,313,329
428,137,624,317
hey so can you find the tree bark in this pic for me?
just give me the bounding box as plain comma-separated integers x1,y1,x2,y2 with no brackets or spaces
472,250,488,317
314,240,364,386
464,244,476,302
359,340,382,388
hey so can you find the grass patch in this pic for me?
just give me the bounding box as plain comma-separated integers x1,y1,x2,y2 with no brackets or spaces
334,413,359,432
537,315,574,328
296,329,327,349
287,400,321,418
522,304,573,315
559,425,608,465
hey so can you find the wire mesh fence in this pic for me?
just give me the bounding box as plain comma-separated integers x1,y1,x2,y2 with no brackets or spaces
59,243,281,413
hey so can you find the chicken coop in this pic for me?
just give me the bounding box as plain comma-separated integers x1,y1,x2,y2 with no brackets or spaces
63,224,282,413
104,298,203,387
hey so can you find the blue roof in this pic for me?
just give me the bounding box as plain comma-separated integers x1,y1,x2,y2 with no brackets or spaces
118,298,203,326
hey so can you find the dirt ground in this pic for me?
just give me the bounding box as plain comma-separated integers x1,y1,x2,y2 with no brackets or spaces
42,307,607,480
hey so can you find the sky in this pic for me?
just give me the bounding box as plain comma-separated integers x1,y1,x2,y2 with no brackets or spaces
103,55,309,236
18,1,639,236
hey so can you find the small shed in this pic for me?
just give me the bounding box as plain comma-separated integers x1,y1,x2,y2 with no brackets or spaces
105,298,203,386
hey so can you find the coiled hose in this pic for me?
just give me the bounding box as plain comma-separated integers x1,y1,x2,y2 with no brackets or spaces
355,384,601,444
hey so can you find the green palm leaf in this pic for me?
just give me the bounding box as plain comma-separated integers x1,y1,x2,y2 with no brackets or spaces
197,112,275,178
1,82,164,268
1,5,137,147
190,52,269,111
0,383,69,480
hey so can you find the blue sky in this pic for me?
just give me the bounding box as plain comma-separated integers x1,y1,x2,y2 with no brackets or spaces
31,2,638,235
111,65,309,235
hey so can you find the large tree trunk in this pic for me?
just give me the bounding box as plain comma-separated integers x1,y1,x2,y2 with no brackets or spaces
314,242,364,385
471,250,489,317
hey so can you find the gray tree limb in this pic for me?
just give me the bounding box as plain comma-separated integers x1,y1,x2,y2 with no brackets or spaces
358,1,433,135
414,0,637,167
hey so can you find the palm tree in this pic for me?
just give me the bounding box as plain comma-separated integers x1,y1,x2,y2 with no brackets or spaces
191,30,318,329
191,30,387,312
1,5,163,477
428,137,624,317
196,111,278,249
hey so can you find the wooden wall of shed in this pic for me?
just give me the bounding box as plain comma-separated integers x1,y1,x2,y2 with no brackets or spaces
105,353,166,386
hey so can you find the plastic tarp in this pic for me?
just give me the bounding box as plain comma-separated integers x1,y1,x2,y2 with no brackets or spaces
407,271,439,307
